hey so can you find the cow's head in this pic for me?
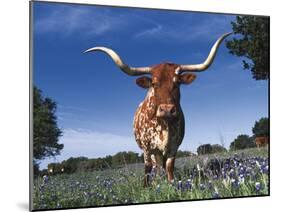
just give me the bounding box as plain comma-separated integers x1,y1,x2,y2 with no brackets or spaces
85,33,231,119
135,63,196,119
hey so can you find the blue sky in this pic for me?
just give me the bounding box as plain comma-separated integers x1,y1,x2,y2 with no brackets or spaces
32,2,268,169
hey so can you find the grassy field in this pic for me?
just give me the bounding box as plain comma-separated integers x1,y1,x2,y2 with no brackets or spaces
33,147,269,210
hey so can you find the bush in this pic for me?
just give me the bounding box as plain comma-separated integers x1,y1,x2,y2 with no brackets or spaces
252,117,269,137
197,144,227,155
177,150,196,158
197,144,212,155
211,144,227,154
230,134,256,151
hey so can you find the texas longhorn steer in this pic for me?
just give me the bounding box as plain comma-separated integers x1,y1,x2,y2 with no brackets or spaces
85,32,231,186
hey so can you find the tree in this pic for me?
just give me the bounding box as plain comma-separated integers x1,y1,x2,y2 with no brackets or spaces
197,144,227,155
211,144,227,154
229,134,256,151
197,144,212,155
226,16,269,80
176,150,196,158
33,86,63,171
252,117,269,137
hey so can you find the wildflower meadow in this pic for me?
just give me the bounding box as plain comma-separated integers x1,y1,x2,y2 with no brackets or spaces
33,146,269,210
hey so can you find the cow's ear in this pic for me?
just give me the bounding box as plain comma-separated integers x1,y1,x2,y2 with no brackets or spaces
179,73,196,85
136,76,152,89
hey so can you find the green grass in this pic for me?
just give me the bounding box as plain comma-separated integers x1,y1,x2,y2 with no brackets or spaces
33,147,269,210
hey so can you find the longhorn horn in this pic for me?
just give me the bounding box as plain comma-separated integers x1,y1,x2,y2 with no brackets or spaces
84,47,152,76
179,32,232,72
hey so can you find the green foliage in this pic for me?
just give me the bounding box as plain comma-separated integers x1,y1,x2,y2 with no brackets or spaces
34,163,40,176
252,117,269,137
230,134,256,151
211,144,227,154
197,144,227,155
45,152,144,175
176,150,196,158
197,144,212,155
44,150,197,175
226,16,269,80
33,86,63,172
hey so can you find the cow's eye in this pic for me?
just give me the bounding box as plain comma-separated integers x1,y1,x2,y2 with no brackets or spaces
152,82,159,88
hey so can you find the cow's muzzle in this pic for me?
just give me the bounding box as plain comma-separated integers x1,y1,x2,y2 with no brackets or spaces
156,104,177,118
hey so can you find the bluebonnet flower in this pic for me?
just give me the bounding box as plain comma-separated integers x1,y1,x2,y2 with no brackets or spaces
260,163,269,174
263,165,269,174
156,184,161,193
42,175,49,184
177,180,183,191
151,167,156,178
255,182,261,192
213,175,218,180
229,169,235,178
231,179,240,188
224,162,230,170
185,179,192,190
239,166,245,175
39,184,45,192
239,174,245,183
222,170,227,179
79,184,85,189
212,191,220,198
256,160,261,168
83,191,89,197
208,180,213,189
196,164,201,171
245,167,252,176
199,183,206,191
51,194,57,201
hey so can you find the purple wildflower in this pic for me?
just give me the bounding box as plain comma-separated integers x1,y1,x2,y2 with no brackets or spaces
185,179,192,190
255,182,261,192
212,191,220,198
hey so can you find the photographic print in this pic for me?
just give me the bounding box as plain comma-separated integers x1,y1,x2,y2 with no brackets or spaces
30,1,269,211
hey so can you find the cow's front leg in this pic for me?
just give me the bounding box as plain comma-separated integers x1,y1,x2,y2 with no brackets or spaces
166,157,175,183
154,154,161,176
144,153,153,187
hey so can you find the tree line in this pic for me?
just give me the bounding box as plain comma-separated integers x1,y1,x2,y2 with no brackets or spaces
39,150,194,176
197,117,269,155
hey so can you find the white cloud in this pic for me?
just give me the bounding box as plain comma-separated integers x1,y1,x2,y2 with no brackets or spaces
134,24,163,38
133,15,234,42
35,5,235,43
40,128,141,169
34,5,129,37
61,128,139,156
